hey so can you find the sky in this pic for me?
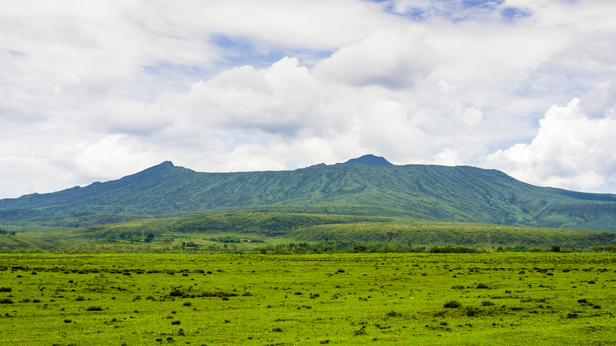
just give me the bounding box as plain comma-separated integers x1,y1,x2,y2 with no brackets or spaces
2,0,616,198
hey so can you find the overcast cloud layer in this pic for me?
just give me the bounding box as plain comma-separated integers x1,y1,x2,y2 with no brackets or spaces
2,0,616,198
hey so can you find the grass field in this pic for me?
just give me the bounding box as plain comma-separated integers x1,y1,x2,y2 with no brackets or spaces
4,211,616,253
1,252,615,345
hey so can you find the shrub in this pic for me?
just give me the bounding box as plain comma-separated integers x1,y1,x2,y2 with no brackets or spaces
171,320,181,325
476,283,489,289
169,290,183,297
353,327,366,336
183,302,192,307
481,301,495,306
0,298,14,304
74,296,86,301
444,300,461,308
86,306,103,311
386,311,403,317
0,287,11,292
463,307,481,317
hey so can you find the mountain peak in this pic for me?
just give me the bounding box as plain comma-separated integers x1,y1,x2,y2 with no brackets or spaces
338,154,393,166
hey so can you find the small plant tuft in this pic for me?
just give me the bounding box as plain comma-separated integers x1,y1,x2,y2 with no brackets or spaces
444,300,461,308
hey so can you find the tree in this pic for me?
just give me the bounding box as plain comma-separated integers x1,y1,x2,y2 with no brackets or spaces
549,245,561,252
145,233,155,243
591,246,605,253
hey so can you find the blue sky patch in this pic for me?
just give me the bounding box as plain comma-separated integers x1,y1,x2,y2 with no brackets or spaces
212,34,332,69
461,0,504,10
9,50,26,58
500,7,532,21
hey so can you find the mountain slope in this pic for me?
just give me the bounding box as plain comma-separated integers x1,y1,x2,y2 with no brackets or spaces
2,159,616,231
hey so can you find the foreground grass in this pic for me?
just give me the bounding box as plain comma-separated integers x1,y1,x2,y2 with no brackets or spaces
1,253,615,345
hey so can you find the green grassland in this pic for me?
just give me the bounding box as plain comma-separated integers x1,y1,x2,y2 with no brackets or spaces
3,211,616,254
1,252,615,345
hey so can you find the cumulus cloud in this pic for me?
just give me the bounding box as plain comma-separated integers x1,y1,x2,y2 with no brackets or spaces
160,56,428,170
178,57,318,135
3,0,616,198
62,135,158,182
579,80,616,119
487,98,616,192
312,26,436,89
434,148,463,166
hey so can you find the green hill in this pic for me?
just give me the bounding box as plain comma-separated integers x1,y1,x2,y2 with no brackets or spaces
2,158,616,231
8,211,616,252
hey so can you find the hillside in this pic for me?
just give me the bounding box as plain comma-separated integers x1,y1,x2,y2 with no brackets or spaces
2,156,616,231
7,211,616,251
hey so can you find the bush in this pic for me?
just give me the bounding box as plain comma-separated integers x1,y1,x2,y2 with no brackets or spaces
481,301,495,306
0,298,14,304
463,307,481,317
444,300,461,308
0,287,11,292
86,306,103,311
429,246,479,253
385,311,403,317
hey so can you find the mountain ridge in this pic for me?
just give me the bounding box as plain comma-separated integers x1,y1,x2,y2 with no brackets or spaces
2,156,616,231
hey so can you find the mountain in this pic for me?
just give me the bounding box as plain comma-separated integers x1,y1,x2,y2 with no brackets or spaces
2,156,616,231
337,154,393,166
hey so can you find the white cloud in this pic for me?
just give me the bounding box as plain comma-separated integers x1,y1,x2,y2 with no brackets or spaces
69,135,157,181
158,56,428,170
2,0,616,198
459,107,483,128
0,156,69,198
487,98,616,192
434,148,463,166
579,80,616,119
312,26,436,89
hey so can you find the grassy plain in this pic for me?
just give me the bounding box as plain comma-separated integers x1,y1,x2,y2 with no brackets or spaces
4,211,616,253
1,253,615,345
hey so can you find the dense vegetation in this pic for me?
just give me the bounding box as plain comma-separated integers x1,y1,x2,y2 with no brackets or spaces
2,211,615,253
2,160,616,232
1,252,615,345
